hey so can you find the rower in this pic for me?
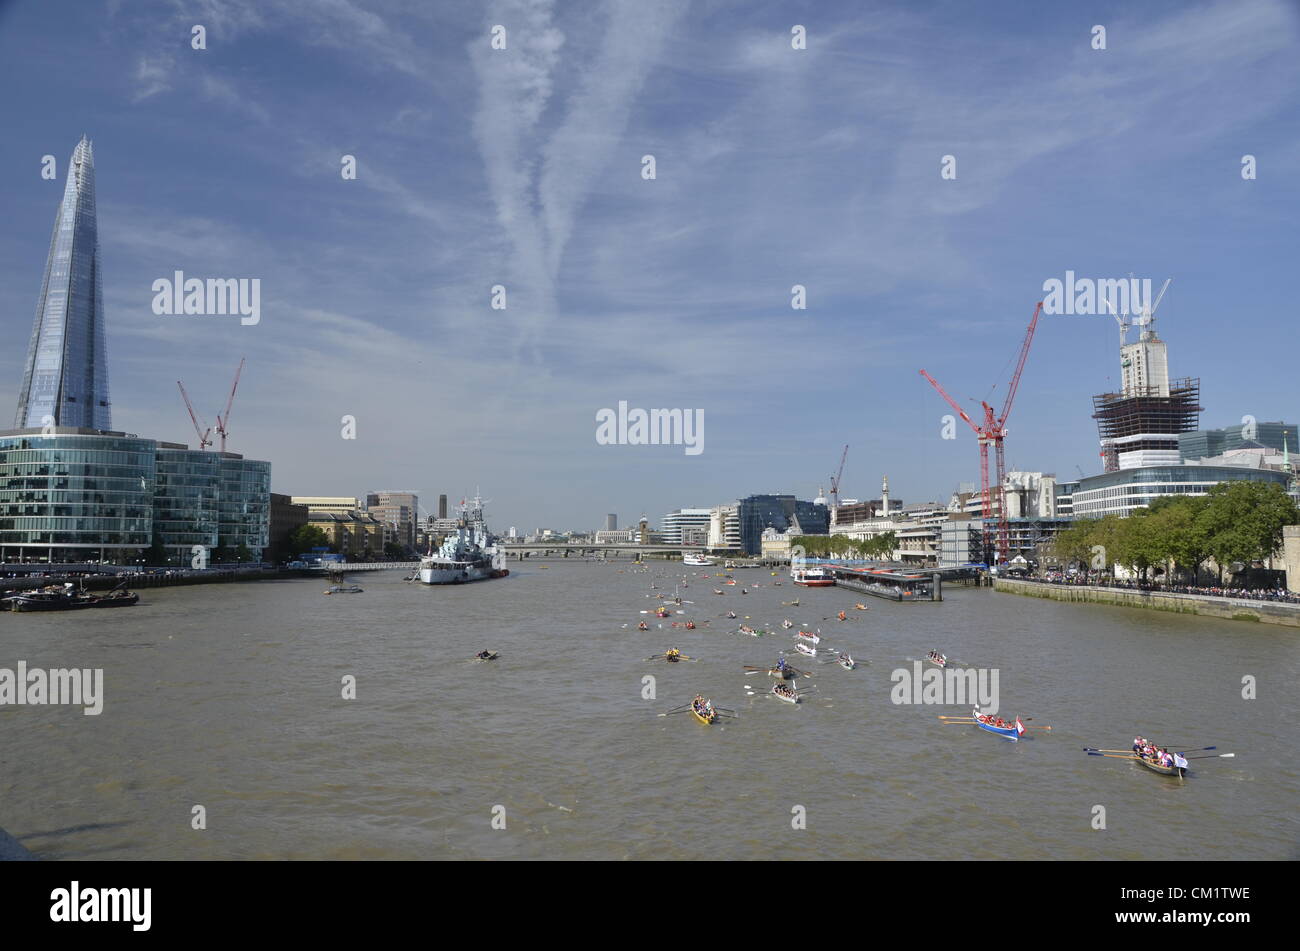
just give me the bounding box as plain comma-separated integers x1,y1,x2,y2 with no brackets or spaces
638,621,648,631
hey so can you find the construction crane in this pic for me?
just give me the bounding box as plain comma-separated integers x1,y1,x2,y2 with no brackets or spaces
213,357,245,452
829,444,849,508
177,381,213,450
919,301,1043,566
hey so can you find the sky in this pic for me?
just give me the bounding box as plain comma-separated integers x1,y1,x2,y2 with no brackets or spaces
1,0,1298,532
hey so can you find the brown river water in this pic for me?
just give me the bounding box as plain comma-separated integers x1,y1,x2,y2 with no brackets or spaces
2,561,1296,860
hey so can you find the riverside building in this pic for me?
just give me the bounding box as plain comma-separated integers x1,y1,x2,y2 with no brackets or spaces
2,137,271,565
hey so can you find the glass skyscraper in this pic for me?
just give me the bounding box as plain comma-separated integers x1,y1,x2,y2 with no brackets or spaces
14,136,112,430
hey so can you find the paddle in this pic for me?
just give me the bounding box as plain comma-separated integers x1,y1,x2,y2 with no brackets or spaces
657,709,694,717
1184,753,1234,760
1086,752,1138,759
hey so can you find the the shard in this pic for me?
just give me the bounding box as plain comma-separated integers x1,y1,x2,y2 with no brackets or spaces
14,135,112,430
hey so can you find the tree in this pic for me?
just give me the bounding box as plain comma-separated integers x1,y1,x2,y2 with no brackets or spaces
1200,481,1300,578
289,524,331,556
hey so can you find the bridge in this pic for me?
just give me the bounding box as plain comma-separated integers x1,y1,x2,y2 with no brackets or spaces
303,562,421,573
500,543,700,558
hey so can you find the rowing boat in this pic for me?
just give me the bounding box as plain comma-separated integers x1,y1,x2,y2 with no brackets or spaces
927,651,946,668
837,652,855,670
796,630,819,643
1136,752,1186,778
793,641,817,657
771,684,799,704
691,699,717,724
973,712,1024,741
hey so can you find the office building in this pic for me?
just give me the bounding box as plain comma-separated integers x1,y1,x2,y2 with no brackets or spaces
0,429,270,564
1179,422,1298,462
660,508,711,545
1070,464,1291,518
366,490,418,550
14,137,111,431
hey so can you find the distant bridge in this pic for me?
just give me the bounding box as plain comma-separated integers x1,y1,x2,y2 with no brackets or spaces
304,562,421,572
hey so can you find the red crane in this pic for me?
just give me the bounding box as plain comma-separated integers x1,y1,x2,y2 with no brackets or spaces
828,444,849,509
214,357,245,453
919,301,1042,566
177,381,213,450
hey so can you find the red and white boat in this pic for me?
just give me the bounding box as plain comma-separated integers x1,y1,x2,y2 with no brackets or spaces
791,567,835,587
795,630,820,644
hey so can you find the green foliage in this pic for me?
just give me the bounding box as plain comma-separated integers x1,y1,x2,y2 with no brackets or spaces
791,532,897,560
1050,483,1298,580
289,524,331,555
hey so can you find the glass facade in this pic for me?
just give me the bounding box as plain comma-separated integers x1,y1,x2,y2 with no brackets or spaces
0,432,270,564
153,448,220,556
0,433,153,560
217,457,271,554
1072,465,1290,518
14,137,111,430
736,495,830,555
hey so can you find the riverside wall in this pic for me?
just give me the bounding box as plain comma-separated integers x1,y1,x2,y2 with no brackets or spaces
994,578,1300,629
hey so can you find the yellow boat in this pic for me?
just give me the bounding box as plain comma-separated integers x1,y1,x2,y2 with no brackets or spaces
691,699,717,725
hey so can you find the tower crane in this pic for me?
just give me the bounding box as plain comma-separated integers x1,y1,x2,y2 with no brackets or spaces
829,444,849,508
177,381,213,450
214,357,245,452
919,301,1043,566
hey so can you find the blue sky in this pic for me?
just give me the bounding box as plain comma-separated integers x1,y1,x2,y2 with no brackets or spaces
1,0,1297,531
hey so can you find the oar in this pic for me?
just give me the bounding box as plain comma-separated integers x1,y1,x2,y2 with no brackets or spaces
1184,753,1234,760
937,715,976,720
1170,746,1216,754
1086,752,1138,759
657,709,694,717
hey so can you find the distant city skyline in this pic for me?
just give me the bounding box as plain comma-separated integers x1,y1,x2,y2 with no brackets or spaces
2,1,1298,531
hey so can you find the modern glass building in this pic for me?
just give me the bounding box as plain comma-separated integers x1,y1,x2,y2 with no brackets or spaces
14,137,112,430
217,457,271,555
1179,422,1298,462
734,495,829,555
1070,464,1291,518
153,445,220,557
0,429,270,564
0,431,153,562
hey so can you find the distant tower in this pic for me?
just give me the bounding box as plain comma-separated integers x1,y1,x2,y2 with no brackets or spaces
438,494,448,519
880,475,890,517
606,514,617,532
15,136,111,429
638,514,649,543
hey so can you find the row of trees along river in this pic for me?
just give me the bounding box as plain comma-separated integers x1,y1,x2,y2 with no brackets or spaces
1050,481,1299,582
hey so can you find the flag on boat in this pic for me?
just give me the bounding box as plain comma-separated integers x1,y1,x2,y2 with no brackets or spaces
1015,717,1026,736
1173,752,1188,769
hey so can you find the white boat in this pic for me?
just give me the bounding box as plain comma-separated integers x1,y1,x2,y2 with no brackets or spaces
837,652,855,670
683,554,713,567
772,683,800,704
791,566,835,587
418,495,509,585
794,642,817,658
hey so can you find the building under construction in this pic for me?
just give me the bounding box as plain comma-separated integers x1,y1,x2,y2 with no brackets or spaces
1091,279,1201,472
1093,378,1202,472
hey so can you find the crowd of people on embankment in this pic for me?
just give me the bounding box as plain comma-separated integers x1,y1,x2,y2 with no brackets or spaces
1034,572,1300,604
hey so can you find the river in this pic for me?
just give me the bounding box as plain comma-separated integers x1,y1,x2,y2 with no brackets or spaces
2,561,1295,860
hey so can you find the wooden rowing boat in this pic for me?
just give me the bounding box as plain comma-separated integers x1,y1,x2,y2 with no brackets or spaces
1137,753,1186,778
691,700,717,724
973,712,1023,741
794,642,816,657
771,684,799,704
926,652,946,668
